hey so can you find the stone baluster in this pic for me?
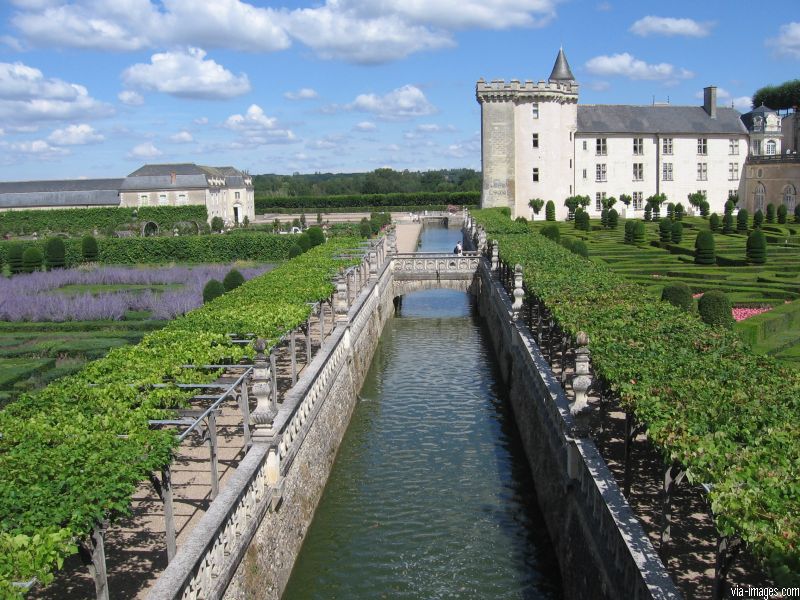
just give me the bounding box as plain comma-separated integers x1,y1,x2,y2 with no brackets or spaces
478,229,487,255
335,274,349,317
369,247,378,277
570,332,593,437
511,264,524,320
250,339,277,441
491,240,499,272
388,227,398,254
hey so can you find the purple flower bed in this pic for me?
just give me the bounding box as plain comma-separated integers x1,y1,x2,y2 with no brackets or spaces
0,265,270,322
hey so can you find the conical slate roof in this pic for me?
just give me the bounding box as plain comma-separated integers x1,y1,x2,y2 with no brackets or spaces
549,48,575,81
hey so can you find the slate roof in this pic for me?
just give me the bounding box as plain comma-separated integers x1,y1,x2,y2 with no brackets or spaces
740,104,778,131
549,48,575,81
0,179,123,209
577,105,748,135
121,163,250,191
119,174,210,191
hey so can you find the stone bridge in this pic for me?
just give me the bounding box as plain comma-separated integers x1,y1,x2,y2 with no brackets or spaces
391,251,480,296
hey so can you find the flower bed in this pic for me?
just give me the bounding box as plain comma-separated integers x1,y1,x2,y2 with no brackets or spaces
732,306,773,322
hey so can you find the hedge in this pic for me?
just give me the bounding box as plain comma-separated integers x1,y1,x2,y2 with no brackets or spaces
473,208,800,585
254,191,479,212
0,206,208,236
260,204,471,215
0,233,296,268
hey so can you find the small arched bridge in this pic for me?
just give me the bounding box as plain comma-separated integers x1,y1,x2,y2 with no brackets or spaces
391,251,481,297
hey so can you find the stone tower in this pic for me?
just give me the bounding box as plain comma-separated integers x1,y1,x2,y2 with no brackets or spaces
476,49,579,219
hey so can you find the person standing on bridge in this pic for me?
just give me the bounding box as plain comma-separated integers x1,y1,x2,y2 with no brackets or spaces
453,241,463,255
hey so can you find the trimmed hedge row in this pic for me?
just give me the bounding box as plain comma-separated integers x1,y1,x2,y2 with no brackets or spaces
0,206,208,236
0,233,296,268
473,208,800,585
0,237,362,595
255,191,479,212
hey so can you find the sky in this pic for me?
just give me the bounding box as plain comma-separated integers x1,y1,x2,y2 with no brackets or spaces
0,0,798,181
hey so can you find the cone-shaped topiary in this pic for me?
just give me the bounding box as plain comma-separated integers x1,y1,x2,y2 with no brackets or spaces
608,208,619,229
699,200,710,217
307,226,325,247
288,244,303,258
661,282,693,311
698,290,733,328
540,223,560,243
44,237,65,270
746,229,767,265
545,200,555,221
81,235,98,262
722,213,734,234
777,204,787,224
709,213,721,232
694,230,715,265
753,209,764,229
659,218,672,242
674,202,685,221
666,202,675,219
671,221,683,244
8,243,24,274
633,221,646,244
203,279,225,303
737,209,749,232
644,206,652,221
624,220,634,243
600,208,609,228
22,247,43,273
724,199,735,215
766,203,775,223
223,268,245,291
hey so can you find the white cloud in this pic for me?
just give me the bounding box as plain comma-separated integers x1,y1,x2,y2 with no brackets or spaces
48,123,103,145
337,84,436,120
122,48,251,100
170,130,194,143
767,22,800,59
9,139,69,158
128,141,162,159
585,53,693,81
354,121,376,131
284,87,318,100
224,104,296,144
194,116,209,125
0,61,111,124
118,90,144,106
630,16,712,38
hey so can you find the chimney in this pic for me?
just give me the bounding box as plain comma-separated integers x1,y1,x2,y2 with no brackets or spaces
170,171,176,185
703,86,717,119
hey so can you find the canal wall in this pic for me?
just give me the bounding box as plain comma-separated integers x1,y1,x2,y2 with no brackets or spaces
473,260,680,599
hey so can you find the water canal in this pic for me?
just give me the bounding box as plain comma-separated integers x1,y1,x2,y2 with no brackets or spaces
283,226,562,599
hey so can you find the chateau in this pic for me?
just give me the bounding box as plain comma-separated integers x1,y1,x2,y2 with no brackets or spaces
477,49,798,220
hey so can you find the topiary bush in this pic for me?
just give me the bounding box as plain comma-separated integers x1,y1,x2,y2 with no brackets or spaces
576,209,590,231
777,204,788,224
661,282,693,312
722,213,734,234
724,199,735,215
699,200,710,217
766,203,775,223
737,209,749,232
210,216,225,233
666,202,675,219
223,268,245,291
644,206,652,221
7,244,23,275
307,226,325,247
607,208,619,229
659,219,672,243
44,237,66,270
81,235,98,262
671,221,683,244
600,208,609,228
753,209,764,229
22,247,43,273
624,220,634,244
202,279,225,303
709,213,721,232
746,229,767,265
632,221,646,244
288,244,303,258
694,230,715,265
698,290,733,328
674,202,685,221
297,232,312,252
540,223,560,243
545,200,555,221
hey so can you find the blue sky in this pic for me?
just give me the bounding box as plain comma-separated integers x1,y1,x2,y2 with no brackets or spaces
0,0,798,180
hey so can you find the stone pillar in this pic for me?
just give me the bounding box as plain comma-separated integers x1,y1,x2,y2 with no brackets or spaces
250,339,276,443
335,275,349,317
571,332,592,437
388,227,398,254
478,228,487,254
512,264,524,319
491,240,499,272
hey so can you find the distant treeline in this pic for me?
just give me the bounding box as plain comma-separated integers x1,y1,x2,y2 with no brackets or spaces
252,168,481,197
254,191,480,213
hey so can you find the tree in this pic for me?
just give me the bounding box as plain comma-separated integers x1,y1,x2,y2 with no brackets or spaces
44,237,66,270
211,216,224,232
22,247,43,273
753,209,764,229
600,208,609,228
746,229,767,265
698,290,733,329
601,196,617,210
737,209,749,232
722,213,734,234
607,208,619,229
545,200,556,221
529,198,545,218
766,203,776,223
709,213,721,232
666,202,675,220
8,243,24,274
564,196,580,220
671,221,683,244
223,269,245,291
619,194,632,208
203,279,225,303
752,79,800,111
724,199,735,215
300,211,307,228
694,230,716,265
777,204,788,224
674,202,685,221
644,205,652,221
699,200,710,217
687,191,706,214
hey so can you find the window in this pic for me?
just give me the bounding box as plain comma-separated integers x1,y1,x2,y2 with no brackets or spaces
753,140,762,155
662,163,673,181
729,163,739,181
235,191,241,200
595,192,606,211
728,190,738,198
158,193,168,206
177,193,187,206
754,183,765,211
633,138,643,155
582,140,587,151
697,163,707,181
139,193,149,206
532,168,539,182
532,102,539,119
766,140,777,155
697,138,708,155
532,133,539,148
784,185,797,211
729,139,739,155
596,164,606,182
582,169,587,180
632,192,643,211
633,163,643,181
596,138,607,156
662,138,673,155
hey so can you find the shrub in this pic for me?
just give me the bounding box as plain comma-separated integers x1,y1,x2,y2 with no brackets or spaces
666,203,675,219
722,213,734,234
223,269,245,291
307,226,325,247
572,240,589,258
560,236,575,253
540,224,560,243
81,235,98,262
359,219,372,238
44,237,66,270
709,213,721,232
632,221,646,244
297,232,312,252
575,209,590,231
7,244,24,274
777,204,788,224
624,220,634,244
698,290,733,328
699,200,710,217
737,209,749,232
724,199,735,215
671,221,683,244
659,219,672,243
202,279,225,303
694,230,715,265
644,206,652,221
22,247,43,273
600,208,609,228
515,216,528,223
545,200,556,221
529,198,545,216
607,208,619,229
211,216,225,232
753,209,764,229
674,202,685,220
242,215,250,228
288,244,303,258
766,203,776,223
746,229,767,265
661,282,693,312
